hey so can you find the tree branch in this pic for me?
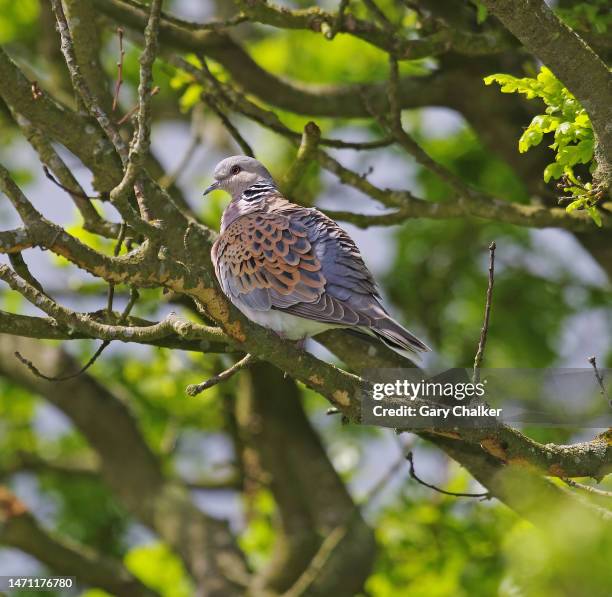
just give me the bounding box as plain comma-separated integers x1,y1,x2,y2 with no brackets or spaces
0,310,230,353
0,267,225,346
186,353,253,396
0,46,123,192
63,0,116,114
13,117,116,238
473,241,496,382
429,435,612,525
279,122,321,199
50,0,129,162
0,228,32,254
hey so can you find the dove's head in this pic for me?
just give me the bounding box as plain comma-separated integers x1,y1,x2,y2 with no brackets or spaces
204,156,275,199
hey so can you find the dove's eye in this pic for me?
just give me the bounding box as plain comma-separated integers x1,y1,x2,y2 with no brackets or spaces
230,165,241,175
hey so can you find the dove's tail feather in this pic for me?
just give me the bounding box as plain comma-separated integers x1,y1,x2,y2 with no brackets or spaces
367,317,431,364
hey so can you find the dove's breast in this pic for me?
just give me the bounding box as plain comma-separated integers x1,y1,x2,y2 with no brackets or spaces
235,303,337,339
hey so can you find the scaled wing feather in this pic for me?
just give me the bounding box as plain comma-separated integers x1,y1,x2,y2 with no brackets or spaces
212,212,326,311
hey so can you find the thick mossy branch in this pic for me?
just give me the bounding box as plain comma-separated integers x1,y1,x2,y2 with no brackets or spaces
235,0,513,59
279,121,321,198
0,310,230,353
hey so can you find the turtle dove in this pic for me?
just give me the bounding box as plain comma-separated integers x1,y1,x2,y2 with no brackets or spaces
206,156,430,363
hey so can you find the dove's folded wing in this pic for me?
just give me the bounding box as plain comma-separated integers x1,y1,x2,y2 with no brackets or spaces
212,212,326,312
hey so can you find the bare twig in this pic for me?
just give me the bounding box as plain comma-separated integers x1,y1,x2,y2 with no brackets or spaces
406,452,491,499
473,241,496,383
161,135,198,187
160,108,202,188
363,0,395,31
132,0,162,162
325,0,350,40
15,345,105,382
22,283,141,382
0,162,50,227
201,92,254,157
186,354,255,396
381,55,474,197
112,27,125,112
19,276,143,382
196,57,254,157
116,87,160,126
562,477,612,499
361,454,406,504
106,223,127,314
42,166,94,201
8,253,45,294
14,122,114,237
588,356,611,408
126,0,164,222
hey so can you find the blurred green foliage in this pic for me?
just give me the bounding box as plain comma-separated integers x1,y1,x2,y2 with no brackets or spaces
556,0,611,35
0,0,39,45
382,121,607,368
124,543,194,597
248,30,429,86
367,476,513,596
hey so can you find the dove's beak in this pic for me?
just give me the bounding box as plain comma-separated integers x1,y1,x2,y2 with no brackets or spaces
203,181,219,196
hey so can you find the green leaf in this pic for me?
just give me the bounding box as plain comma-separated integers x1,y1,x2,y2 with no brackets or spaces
530,115,560,134
557,145,580,166
575,138,594,163
574,112,591,127
543,162,564,182
587,206,603,227
518,129,543,153
565,199,584,213
483,66,595,193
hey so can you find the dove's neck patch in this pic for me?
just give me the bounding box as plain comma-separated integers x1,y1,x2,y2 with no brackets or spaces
221,182,279,232
241,181,278,202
